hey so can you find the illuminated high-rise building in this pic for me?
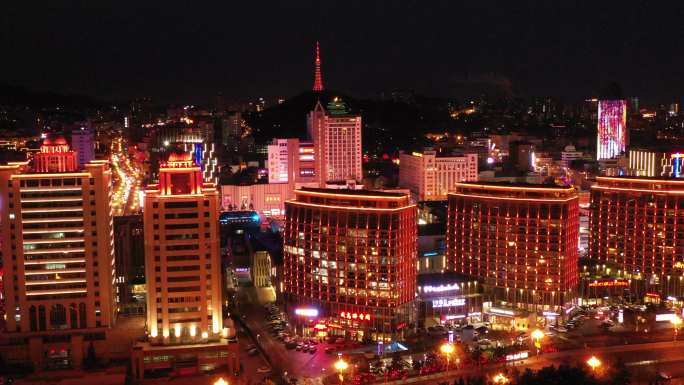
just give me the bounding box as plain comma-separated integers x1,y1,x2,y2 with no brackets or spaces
0,136,116,370
399,150,478,201
596,100,627,160
307,99,362,186
71,126,95,167
267,138,315,184
283,188,417,341
588,177,684,297
447,183,579,316
132,150,237,379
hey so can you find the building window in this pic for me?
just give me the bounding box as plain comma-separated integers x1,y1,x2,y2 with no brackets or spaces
70,304,78,329
38,305,46,331
79,303,87,328
50,304,67,329
29,306,37,332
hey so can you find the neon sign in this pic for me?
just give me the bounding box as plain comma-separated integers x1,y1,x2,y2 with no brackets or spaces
340,312,371,321
432,298,465,308
489,308,515,316
295,308,319,317
423,283,460,293
588,280,628,287
506,351,529,361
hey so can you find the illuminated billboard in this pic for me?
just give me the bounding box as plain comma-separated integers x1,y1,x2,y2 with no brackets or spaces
597,100,627,160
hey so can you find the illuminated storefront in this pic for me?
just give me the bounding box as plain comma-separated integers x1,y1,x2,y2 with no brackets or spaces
416,273,482,327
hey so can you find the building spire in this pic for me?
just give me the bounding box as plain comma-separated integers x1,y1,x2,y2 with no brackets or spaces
313,41,324,92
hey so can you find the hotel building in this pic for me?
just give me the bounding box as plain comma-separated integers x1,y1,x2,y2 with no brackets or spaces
399,150,478,201
0,136,115,370
447,183,579,324
132,151,237,379
282,188,416,341
267,138,315,184
307,99,362,186
588,177,684,298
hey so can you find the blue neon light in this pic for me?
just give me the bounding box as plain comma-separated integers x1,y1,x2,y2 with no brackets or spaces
194,144,203,171
676,156,681,178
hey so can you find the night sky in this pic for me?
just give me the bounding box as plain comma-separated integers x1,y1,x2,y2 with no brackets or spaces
3,1,684,104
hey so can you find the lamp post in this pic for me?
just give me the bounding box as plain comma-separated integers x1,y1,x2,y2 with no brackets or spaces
334,356,349,384
440,342,455,370
671,316,682,342
586,356,601,373
530,328,544,354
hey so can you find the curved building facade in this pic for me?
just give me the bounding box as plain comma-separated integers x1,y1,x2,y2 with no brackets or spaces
447,183,579,315
283,188,416,342
588,177,684,298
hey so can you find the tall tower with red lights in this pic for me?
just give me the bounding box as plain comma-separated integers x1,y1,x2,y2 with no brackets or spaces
313,41,324,92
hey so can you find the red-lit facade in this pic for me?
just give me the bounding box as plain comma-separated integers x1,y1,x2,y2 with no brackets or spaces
447,183,579,313
283,188,417,341
589,177,684,297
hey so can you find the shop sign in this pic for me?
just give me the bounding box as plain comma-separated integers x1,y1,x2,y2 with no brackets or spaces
423,283,460,293
340,312,371,321
489,307,515,316
432,298,465,308
295,308,319,317
506,351,529,361
588,280,628,287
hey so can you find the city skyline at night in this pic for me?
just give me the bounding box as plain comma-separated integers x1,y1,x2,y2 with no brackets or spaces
4,3,684,385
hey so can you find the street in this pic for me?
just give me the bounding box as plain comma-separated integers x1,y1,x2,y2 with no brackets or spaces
236,286,338,383
111,136,143,216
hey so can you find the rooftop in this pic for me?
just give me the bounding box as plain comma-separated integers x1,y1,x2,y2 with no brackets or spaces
299,187,407,197
455,181,572,190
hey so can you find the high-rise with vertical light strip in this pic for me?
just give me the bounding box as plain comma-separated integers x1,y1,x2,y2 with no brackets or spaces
0,136,115,370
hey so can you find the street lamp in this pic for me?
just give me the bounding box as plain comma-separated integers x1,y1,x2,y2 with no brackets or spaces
531,328,544,354
672,316,682,341
334,357,349,383
440,342,455,370
492,373,510,384
214,378,229,385
586,356,601,373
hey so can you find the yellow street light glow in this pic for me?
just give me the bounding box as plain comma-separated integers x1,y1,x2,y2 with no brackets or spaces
587,356,601,371
531,329,545,340
493,373,510,384
440,343,455,355
214,378,228,385
334,358,349,372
